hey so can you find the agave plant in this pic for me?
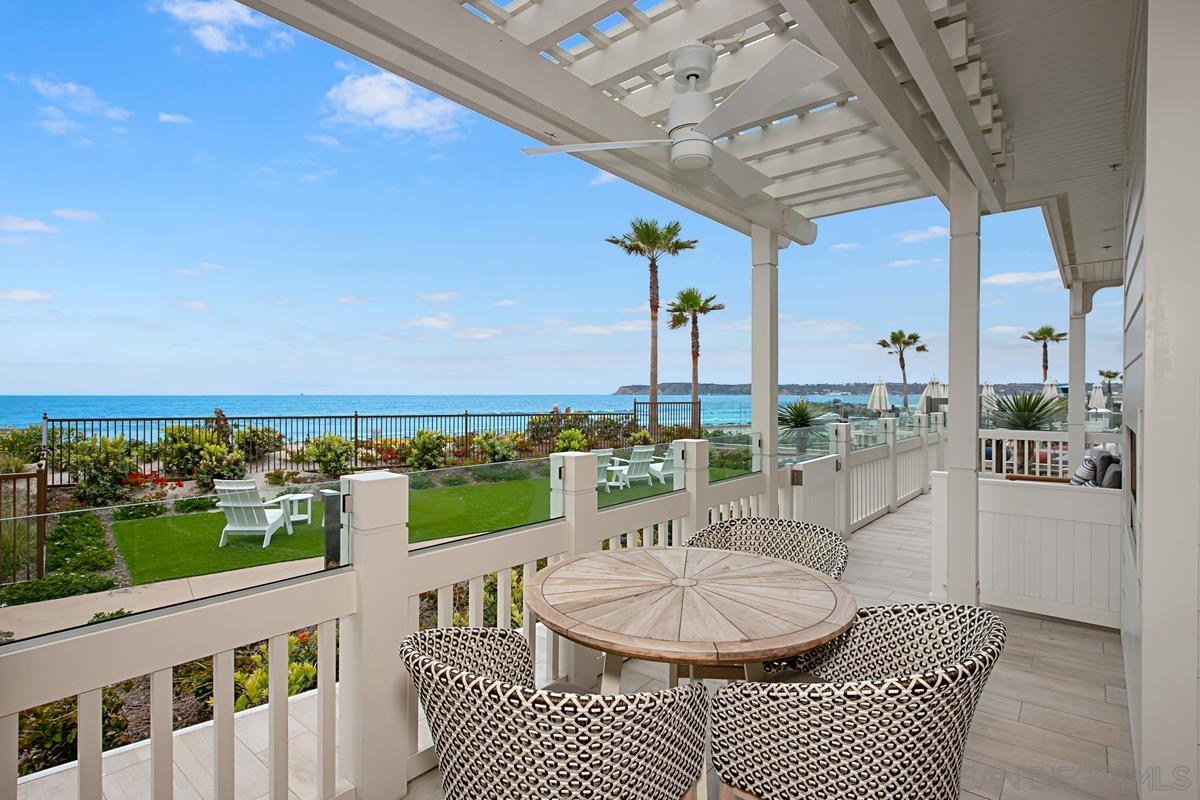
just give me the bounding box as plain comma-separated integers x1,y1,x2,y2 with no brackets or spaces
986,392,1066,431
778,400,829,455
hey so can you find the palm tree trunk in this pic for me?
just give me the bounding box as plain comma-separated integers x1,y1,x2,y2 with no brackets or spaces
899,351,909,411
690,312,700,433
1042,342,1049,382
648,258,659,437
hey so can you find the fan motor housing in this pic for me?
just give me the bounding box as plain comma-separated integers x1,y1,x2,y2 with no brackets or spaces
670,41,716,85
670,129,713,170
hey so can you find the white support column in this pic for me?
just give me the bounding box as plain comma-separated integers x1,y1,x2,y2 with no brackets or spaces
945,162,981,606
751,224,780,517
882,417,898,512
679,439,711,541
339,471,410,799
831,423,851,536
552,451,603,689
916,413,931,493
1067,282,1088,471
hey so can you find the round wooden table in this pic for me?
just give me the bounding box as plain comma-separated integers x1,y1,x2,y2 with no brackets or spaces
526,547,857,693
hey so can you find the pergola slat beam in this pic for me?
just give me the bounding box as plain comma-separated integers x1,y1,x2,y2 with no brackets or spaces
754,128,894,178
781,0,950,204
793,181,929,218
872,0,1004,212
569,0,782,88
500,0,630,52
766,153,913,200
242,0,817,245
721,101,878,161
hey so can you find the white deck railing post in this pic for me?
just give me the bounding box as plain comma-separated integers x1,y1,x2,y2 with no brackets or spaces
831,423,852,536
679,439,711,541
916,414,931,492
932,412,947,472
790,455,838,529
883,417,898,512
552,451,604,688
340,471,410,799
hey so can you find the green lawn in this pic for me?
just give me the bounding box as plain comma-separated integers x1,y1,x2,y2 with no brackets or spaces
113,468,746,585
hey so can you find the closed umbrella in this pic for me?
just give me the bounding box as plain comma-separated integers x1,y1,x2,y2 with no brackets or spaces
981,382,997,406
919,376,946,412
1042,380,1061,401
1088,383,1108,411
867,378,890,413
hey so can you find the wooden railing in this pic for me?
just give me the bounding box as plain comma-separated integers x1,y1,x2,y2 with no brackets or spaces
978,428,1124,478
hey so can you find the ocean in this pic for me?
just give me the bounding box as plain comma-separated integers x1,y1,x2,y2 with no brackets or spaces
0,393,907,428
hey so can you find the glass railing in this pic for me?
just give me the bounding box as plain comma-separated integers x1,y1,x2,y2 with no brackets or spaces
408,456,556,543
706,433,757,483
595,444,679,508
896,417,920,441
849,419,887,450
777,426,833,468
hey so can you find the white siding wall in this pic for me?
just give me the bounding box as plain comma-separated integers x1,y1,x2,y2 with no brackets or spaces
1122,0,1200,789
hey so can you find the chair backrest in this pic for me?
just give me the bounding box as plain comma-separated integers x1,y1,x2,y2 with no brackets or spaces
594,449,613,480
625,445,656,478
214,479,268,528
685,517,849,580
711,604,1006,800
401,627,708,800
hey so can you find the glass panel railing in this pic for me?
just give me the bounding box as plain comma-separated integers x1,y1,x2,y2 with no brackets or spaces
849,419,887,450
706,433,756,483
596,444,679,508
407,456,555,544
777,426,833,468
896,417,920,441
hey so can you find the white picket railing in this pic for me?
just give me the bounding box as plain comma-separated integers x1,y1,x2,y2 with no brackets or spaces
978,428,1124,478
2,423,948,799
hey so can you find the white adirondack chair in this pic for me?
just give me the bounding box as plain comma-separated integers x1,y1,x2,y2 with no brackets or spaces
649,444,677,486
609,445,656,489
593,449,620,492
215,479,291,548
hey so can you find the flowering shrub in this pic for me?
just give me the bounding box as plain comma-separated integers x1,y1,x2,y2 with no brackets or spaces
194,443,247,490
301,434,354,478
18,686,131,776
160,425,215,476
476,431,519,463
409,429,450,471
69,437,137,506
233,427,285,461
264,469,301,486
554,428,589,452
233,633,318,712
628,430,653,446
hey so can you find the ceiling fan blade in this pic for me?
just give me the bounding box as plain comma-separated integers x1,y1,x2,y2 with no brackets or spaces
708,146,772,197
522,139,671,155
693,40,838,139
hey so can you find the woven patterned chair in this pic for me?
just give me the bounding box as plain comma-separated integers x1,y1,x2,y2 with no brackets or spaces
401,627,709,800
685,517,848,580
710,604,1007,800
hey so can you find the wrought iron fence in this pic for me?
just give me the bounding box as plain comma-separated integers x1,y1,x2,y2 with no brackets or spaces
1,470,45,584
43,404,700,486
633,400,701,434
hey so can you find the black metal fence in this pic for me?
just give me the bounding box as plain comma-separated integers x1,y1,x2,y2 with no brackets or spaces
1,470,45,583
44,404,701,486
634,400,702,433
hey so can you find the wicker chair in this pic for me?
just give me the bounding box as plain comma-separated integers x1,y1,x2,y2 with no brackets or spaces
685,517,848,580
710,604,1007,800
401,627,709,800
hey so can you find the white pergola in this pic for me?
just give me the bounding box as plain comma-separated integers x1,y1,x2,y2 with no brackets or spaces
244,0,1132,605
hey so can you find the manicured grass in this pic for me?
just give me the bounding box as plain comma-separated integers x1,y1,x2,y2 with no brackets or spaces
113,468,748,585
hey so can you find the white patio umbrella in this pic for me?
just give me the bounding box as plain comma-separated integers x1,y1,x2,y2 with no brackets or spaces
867,378,891,413
1088,383,1108,411
981,382,998,406
918,376,946,411
1042,380,1061,400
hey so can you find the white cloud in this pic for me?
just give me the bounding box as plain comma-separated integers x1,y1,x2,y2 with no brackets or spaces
0,236,30,246
171,298,210,312
0,216,58,233
306,134,340,149
408,312,454,329
493,299,520,307
171,261,224,278
374,333,395,342
155,0,293,54
590,171,619,186
29,77,131,120
158,112,193,124
982,270,1060,286
897,225,949,243
338,295,366,305
0,289,53,302
887,258,922,268
299,169,337,183
53,208,99,222
567,320,648,335
830,242,860,252
987,325,1024,334
419,290,460,302
456,327,503,340
326,71,462,136
36,107,82,136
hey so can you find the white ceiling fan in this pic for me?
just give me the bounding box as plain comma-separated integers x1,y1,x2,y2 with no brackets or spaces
522,37,838,197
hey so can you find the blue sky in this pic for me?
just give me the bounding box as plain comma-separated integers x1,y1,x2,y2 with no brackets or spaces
0,1,1123,395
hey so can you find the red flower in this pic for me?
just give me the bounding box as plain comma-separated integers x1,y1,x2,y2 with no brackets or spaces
175,481,184,488
295,631,311,644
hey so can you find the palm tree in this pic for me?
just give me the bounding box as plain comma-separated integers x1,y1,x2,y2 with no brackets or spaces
778,400,829,455
606,218,697,435
876,330,928,411
1021,325,1068,382
667,288,724,431
986,392,1067,473
1098,369,1121,401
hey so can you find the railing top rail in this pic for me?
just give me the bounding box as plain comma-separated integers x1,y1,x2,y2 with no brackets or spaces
44,409,652,423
